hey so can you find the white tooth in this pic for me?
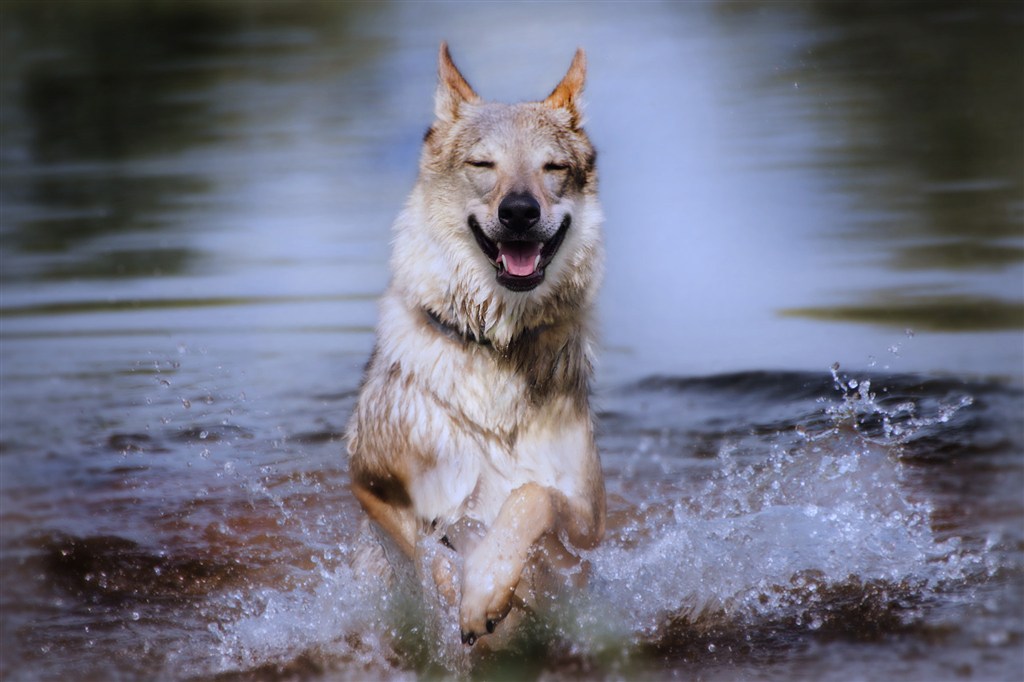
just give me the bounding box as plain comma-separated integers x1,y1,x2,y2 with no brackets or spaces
534,254,541,270
500,254,507,271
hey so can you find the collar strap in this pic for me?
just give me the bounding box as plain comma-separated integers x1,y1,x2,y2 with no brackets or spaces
423,309,491,347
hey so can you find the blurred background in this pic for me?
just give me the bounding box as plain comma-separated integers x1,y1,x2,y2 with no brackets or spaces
1,2,1022,680
2,0,1021,385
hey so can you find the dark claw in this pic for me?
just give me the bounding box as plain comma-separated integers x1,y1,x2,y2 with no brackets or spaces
461,631,476,646
486,619,496,634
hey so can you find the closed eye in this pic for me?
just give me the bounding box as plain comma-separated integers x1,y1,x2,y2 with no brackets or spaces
466,160,495,169
544,162,569,172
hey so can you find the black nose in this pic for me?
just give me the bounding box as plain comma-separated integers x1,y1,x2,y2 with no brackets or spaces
498,192,541,234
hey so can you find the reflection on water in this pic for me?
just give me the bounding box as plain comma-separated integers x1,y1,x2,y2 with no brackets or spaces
734,1,1024,334
2,3,226,279
801,2,1023,248
1,1,1022,681
783,293,1024,332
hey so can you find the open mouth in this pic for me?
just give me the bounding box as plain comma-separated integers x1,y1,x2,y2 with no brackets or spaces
468,214,571,292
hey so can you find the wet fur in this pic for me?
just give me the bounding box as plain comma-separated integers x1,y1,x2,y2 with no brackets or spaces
346,43,605,645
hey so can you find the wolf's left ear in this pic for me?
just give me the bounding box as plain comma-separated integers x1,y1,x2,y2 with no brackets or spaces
543,48,586,128
435,42,480,123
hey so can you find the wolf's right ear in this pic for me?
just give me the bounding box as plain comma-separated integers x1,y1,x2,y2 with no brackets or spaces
544,48,586,128
435,42,480,123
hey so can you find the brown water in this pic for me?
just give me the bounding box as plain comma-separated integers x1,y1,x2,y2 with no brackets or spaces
1,2,1022,680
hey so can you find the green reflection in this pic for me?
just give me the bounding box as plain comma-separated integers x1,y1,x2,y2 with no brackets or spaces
2,1,335,163
804,2,1024,268
0,1,366,282
28,248,199,281
0,293,377,319
0,2,234,281
781,294,1024,332
9,175,209,250
891,241,1024,271
720,1,1023,272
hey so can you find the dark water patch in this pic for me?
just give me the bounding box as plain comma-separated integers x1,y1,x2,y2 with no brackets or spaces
39,533,244,605
608,371,840,454
310,388,360,403
651,573,933,659
202,653,338,682
891,241,1024,271
4,174,210,252
612,369,1007,457
6,5,231,163
781,294,1024,332
31,246,200,281
289,430,345,446
106,432,168,455
0,293,377,318
176,423,255,445
900,422,1018,464
630,370,838,404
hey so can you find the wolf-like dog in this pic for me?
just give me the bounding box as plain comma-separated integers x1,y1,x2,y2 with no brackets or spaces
346,43,605,646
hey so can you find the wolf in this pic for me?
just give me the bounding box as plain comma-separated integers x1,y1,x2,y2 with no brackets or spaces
346,42,605,647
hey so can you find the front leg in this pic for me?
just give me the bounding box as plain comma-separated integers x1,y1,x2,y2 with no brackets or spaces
351,479,417,559
459,482,602,644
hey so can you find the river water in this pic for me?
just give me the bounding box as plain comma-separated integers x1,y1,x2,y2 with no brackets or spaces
1,2,1021,680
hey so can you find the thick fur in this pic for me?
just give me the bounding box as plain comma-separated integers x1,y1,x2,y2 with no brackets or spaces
346,43,605,646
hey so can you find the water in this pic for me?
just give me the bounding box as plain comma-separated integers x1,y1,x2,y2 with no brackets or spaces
1,2,1021,680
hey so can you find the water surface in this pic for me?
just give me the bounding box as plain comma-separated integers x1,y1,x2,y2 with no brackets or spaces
1,2,1021,680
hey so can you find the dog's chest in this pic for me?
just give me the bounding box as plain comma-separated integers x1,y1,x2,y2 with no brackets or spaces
365,294,593,526
400,331,588,525
408,402,590,527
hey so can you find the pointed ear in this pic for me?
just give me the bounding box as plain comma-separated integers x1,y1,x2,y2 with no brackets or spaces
543,48,586,127
435,42,480,123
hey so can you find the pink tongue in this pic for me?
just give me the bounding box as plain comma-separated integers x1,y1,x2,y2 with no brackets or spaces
498,242,543,276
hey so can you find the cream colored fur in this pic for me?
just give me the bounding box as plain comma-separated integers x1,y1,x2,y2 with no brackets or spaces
346,43,605,646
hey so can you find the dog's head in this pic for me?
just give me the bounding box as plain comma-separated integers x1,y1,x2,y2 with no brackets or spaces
403,43,601,311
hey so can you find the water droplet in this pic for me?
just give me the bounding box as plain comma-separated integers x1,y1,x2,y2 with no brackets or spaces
181,398,191,409
707,643,716,653
132,611,141,621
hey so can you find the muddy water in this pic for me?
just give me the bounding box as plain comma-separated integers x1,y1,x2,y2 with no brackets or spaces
1,2,1022,680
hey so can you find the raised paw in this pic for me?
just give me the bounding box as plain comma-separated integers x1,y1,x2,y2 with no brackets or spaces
458,546,519,645
459,578,514,644
460,616,500,646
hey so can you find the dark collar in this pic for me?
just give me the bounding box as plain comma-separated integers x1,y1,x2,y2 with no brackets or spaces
423,308,491,347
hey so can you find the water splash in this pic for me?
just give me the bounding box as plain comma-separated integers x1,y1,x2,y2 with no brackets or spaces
823,361,974,444
566,364,979,662
180,367,983,677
